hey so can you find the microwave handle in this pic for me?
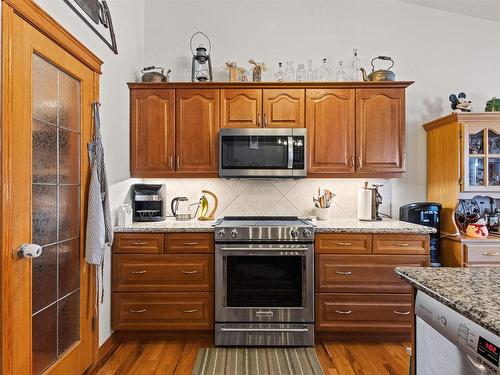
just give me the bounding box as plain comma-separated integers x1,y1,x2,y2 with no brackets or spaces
288,136,293,169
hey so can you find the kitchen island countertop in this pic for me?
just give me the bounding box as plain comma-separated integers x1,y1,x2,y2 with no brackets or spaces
114,217,435,234
395,266,500,336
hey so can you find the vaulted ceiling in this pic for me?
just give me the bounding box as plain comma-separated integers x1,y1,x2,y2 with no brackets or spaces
396,0,500,22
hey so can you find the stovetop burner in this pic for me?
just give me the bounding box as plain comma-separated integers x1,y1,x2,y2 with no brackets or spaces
214,215,315,242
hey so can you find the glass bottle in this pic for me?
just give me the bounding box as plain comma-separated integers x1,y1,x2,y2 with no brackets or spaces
306,60,314,81
350,48,361,81
318,58,330,82
276,62,284,82
284,61,295,82
296,64,306,82
336,60,346,81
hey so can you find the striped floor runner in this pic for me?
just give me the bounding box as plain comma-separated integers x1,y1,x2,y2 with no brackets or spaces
192,347,324,375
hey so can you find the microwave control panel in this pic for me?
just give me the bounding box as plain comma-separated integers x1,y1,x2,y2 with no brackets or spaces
293,137,305,169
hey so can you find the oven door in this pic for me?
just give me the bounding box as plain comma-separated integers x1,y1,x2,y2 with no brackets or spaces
219,128,306,178
215,243,314,323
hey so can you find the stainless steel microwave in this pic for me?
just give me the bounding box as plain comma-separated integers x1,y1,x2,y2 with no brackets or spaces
219,128,307,178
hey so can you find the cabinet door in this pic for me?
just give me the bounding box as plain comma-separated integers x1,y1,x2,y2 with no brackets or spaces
306,89,355,174
221,89,262,128
356,88,405,173
130,89,175,177
263,89,305,128
176,89,219,173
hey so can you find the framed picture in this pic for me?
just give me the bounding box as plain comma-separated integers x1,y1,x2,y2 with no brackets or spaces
63,0,118,54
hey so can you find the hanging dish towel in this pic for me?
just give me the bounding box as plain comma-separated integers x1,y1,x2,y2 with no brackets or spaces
86,102,113,266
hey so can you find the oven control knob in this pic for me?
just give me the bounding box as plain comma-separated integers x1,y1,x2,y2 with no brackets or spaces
231,229,238,238
303,229,312,238
290,229,299,238
218,229,225,238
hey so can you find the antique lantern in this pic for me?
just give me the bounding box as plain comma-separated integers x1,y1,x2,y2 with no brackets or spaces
190,31,213,82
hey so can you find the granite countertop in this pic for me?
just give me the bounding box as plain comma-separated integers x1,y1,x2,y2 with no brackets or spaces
395,267,500,336
114,217,435,234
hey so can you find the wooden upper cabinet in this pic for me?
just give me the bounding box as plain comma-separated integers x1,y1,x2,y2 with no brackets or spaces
306,89,355,174
356,88,405,173
176,89,219,173
263,89,305,128
221,89,262,128
130,89,175,177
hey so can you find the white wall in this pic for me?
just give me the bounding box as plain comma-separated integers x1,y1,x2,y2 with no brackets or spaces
142,0,500,215
34,0,145,345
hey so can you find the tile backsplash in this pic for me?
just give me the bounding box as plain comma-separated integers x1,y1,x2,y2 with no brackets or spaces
110,178,392,222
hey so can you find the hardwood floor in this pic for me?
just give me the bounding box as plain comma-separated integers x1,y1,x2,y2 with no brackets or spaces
91,338,410,375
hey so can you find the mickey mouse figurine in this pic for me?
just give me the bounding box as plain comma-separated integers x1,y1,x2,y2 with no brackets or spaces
449,92,472,113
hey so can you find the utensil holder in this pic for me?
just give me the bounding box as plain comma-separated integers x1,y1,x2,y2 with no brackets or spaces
315,207,330,221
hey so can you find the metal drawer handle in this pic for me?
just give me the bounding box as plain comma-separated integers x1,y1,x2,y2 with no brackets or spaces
131,242,148,246
394,243,410,247
256,311,274,317
181,242,199,246
182,309,198,313
130,309,147,313
335,271,352,275
130,270,147,274
335,242,352,246
335,310,352,314
181,270,199,274
482,252,500,256
393,310,410,315
220,327,309,333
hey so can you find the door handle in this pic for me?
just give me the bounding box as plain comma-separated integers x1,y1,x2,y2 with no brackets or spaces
181,242,199,246
129,309,147,313
394,243,410,247
335,271,352,275
170,155,174,170
181,270,199,274
257,112,261,127
181,309,198,313
335,310,352,314
350,155,355,169
335,242,352,246
176,156,180,169
17,243,42,258
356,156,362,169
482,252,499,256
264,113,268,127
393,310,410,315
256,311,274,317
131,242,148,246
130,270,147,274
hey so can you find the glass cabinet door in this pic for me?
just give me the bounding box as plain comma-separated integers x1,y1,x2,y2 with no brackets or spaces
464,127,500,191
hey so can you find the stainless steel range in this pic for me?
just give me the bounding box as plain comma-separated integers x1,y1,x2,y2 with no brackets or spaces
214,216,315,346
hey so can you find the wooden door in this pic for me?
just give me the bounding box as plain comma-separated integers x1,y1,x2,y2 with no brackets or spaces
356,89,405,173
221,89,262,128
130,89,175,177
306,89,355,174
263,89,305,128
2,5,99,375
176,90,219,174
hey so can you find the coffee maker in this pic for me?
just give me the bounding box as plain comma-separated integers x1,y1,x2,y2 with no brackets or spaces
132,184,164,222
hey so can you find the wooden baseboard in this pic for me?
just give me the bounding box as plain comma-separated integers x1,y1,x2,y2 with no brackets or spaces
84,332,121,375
116,330,214,342
316,331,411,342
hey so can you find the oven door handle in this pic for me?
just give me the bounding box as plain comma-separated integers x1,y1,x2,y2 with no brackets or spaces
220,247,309,252
287,136,294,169
220,327,309,333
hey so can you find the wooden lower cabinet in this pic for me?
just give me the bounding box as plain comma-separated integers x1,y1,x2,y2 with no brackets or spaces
315,233,429,338
112,292,213,330
112,232,214,331
316,293,412,333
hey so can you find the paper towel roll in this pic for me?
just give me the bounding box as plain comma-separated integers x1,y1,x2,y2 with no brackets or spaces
357,188,373,221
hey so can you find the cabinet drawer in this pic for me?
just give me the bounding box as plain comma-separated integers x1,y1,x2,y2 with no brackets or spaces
112,254,213,292
112,292,213,330
373,234,429,255
316,234,372,254
316,254,428,293
466,244,500,265
165,233,214,254
112,233,164,254
316,293,412,333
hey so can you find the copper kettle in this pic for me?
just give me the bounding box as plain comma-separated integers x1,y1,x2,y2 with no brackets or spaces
141,66,171,82
360,56,396,82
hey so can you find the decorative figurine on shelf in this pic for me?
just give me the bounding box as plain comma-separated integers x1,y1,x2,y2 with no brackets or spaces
224,61,244,82
466,218,489,238
190,31,213,82
249,59,266,82
449,92,472,113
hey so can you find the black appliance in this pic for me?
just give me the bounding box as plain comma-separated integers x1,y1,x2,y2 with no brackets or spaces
132,184,164,222
400,202,441,267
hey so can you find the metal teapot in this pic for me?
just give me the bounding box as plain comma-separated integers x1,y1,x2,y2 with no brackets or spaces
360,56,396,82
141,66,171,82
